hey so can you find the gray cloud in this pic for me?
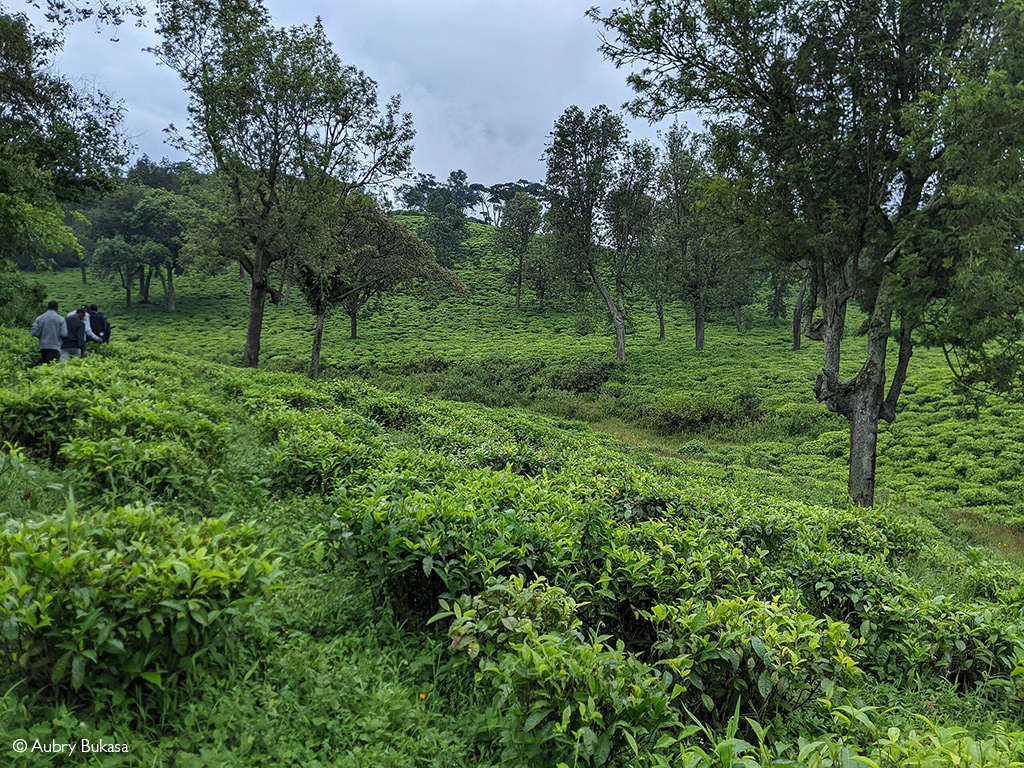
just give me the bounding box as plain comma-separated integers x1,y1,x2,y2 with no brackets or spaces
33,1,696,186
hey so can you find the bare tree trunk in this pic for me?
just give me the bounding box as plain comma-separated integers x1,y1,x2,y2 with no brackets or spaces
240,261,245,280
80,260,87,285
792,270,808,350
165,265,176,312
588,262,626,361
350,310,358,339
283,272,292,305
515,253,524,310
733,303,744,333
125,283,132,310
694,296,705,350
243,278,268,368
657,301,665,340
311,312,325,380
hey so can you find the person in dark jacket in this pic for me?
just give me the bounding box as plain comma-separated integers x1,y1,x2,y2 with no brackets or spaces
61,308,88,360
30,301,67,363
88,304,109,344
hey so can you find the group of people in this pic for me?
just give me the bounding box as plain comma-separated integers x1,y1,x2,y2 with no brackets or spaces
30,301,111,363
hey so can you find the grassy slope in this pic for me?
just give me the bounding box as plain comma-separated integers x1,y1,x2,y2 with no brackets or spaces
0,307,1022,766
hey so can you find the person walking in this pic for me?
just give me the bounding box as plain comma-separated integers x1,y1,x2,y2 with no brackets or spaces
67,307,102,344
30,301,67,364
61,307,88,360
88,304,109,344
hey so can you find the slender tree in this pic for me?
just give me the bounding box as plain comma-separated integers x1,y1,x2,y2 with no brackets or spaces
498,191,542,309
295,192,463,378
545,105,629,360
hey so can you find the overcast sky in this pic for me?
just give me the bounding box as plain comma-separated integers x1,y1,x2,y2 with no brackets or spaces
28,0,698,188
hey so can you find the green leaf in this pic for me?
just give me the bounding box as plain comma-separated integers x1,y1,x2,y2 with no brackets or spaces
624,730,639,756
523,708,548,732
52,651,72,684
750,636,767,660
757,669,773,699
71,655,85,690
141,671,163,688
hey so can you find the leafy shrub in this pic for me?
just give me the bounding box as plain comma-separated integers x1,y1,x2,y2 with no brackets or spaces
259,408,381,494
549,358,616,394
573,313,596,336
734,392,763,422
438,575,581,663
0,359,229,502
645,395,742,435
648,594,861,726
480,627,676,767
0,504,278,711
859,594,1024,693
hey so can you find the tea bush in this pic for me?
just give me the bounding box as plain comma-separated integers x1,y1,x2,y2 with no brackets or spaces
0,358,229,502
0,504,278,711
645,394,743,435
648,595,861,726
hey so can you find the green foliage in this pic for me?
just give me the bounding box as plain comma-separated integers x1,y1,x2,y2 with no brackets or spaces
646,394,743,435
0,357,228,502
649,595,860,726
0,503,277,711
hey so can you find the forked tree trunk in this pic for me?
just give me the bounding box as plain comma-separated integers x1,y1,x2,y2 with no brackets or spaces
311,312,325,380
814,273,912,507
792,271,808,350
657,302,665,340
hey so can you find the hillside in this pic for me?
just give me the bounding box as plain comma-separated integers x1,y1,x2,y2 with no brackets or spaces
2,255,1024,765
29,224,1024,536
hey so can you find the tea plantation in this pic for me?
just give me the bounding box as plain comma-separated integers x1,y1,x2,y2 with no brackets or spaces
1,252,1023,765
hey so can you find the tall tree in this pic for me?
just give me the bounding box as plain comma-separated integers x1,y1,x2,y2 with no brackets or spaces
606,139,659,334
497,191,542,309
295,191,463,378
79,181,197,311
592,0,1024,505
421,188,468,268
444,169,482,213
657,125,710,348
154,0,414,367
545,105,629,360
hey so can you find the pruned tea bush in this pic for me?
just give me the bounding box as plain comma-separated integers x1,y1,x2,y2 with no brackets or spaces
0,504,278,712
645,394,743,435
